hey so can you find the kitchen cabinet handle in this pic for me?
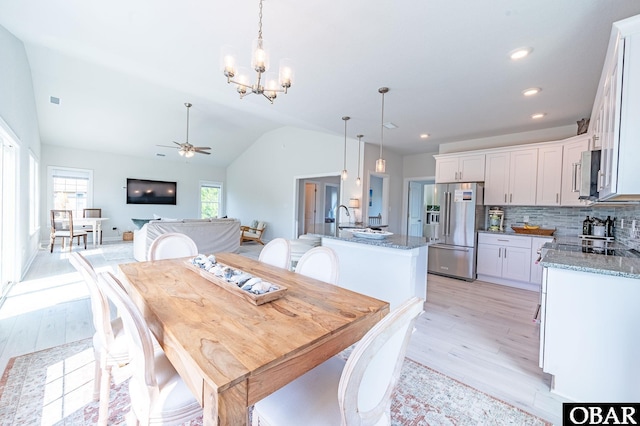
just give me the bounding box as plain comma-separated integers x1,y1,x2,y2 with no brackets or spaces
498,247,501,258
556,193,559,203
504,247,507,258
497,239,509,242
459,171,463,181
504,194,507,203
510,193,513,203
571,162,580,192
455,172,458,180
597,169,604,191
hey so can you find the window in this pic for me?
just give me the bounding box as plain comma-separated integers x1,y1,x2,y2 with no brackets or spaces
200,181,222,218
48,167,93,219
29,152,39,234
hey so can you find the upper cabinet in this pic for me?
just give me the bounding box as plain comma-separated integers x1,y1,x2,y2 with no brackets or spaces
485,149,538,206
536,145,563,206
592,16,640,201
434,153,485,183
560,135,590,206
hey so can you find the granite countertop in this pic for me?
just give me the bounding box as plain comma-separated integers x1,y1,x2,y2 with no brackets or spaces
540,238,640,279
318,231,429,250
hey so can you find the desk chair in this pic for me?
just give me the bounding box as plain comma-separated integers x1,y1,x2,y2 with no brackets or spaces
50,210,87,253
252,297,424,426
83,208,103,244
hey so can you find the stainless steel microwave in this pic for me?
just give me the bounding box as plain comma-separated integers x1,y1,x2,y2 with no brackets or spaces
578,150,601,200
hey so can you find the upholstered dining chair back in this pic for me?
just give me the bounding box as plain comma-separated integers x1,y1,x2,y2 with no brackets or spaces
97,271,201,425
147,232,198,261
258,237,291,269
69,252,130,419
295,246,339,284
251,297,424,426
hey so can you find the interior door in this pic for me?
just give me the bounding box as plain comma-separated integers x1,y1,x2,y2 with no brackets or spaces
407,181,424,237
304,183,317,234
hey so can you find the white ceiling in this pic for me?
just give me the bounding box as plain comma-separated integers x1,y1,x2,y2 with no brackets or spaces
2,0,640,167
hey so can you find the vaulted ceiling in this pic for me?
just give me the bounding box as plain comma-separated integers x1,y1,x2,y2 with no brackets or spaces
2,0,640,166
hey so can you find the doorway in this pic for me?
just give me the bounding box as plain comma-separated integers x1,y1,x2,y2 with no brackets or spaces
296,175,341,236
405,178,436,238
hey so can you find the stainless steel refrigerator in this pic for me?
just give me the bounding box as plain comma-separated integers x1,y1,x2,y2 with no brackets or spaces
427,182,484,281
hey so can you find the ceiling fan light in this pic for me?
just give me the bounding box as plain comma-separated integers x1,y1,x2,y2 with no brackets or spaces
178,149,185,156
185,150,195,158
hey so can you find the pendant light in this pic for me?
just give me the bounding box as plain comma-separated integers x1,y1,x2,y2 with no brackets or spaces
376,87,389,173
341,116,350,180
355,134,363,186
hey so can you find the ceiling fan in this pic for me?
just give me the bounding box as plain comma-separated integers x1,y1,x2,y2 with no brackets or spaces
157,102,211,157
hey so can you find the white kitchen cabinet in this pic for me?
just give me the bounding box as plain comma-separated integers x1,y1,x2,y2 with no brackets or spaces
484,149,537,206
540,266,640,401
477,233,532,285
560,135,589,206
529,237,554,287
591,16,640,201
536,145,563,206
434,153,485,183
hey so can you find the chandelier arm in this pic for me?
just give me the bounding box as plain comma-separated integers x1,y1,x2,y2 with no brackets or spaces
262,93,275,104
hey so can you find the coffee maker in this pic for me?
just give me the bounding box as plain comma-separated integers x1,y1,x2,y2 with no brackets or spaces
488,207,504,232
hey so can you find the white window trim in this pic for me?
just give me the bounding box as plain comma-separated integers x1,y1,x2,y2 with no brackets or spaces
199,180,223,218
29,150,39,236
47,166,94,216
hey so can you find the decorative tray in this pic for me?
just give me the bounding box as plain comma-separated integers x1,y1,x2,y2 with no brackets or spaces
511,226,555,236
349,228,394,240
184,256,287,305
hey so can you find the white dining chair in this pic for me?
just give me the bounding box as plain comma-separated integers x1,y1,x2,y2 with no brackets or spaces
295,246,340,284
98,271,202,426
147,232,198,261
69,252,130,422
251,296,424,426
258,237,291,269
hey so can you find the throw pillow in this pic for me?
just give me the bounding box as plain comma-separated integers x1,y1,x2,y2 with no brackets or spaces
251,220,259,229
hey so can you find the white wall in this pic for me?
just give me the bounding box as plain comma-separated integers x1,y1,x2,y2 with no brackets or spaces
227,127,405,241
0,25,42,278
403,151,437,178
40,145,226,243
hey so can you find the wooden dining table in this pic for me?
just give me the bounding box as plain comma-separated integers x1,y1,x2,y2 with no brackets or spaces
117,252,390,425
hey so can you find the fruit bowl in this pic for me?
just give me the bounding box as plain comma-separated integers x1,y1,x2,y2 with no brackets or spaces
511,226,555,236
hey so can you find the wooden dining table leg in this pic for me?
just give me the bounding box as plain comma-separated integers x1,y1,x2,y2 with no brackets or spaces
203,380,248,426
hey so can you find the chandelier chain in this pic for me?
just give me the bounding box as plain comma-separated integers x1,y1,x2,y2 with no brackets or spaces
258,0,263,41
380,91,385,156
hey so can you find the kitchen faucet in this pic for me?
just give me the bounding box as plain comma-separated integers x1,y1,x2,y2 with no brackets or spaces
335,204,350,236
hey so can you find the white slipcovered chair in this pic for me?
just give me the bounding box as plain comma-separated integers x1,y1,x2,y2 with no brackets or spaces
69,252,130,422
97,271,202,425
294,246,340,284
252,296,424,426
258,237,291,269
147,232,198,261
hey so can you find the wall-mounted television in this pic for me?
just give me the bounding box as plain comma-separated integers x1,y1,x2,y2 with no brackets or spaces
126,178,177,205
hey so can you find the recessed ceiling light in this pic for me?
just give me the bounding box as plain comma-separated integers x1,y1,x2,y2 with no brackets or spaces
509,47,533,60
420,134,430,139
531,113,546,119
522,87,541,96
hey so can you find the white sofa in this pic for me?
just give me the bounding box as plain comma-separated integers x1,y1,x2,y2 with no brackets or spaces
133,218,240,261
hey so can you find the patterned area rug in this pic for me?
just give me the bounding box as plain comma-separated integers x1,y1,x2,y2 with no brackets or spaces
0,339,551,425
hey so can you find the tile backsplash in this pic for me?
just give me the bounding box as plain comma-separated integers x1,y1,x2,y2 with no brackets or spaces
493,204,640,250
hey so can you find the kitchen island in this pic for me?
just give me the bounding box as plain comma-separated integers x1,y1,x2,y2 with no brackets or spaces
539,242,640,402
319,231,429,309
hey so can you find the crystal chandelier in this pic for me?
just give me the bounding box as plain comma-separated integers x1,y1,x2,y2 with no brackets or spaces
376,87,389,173
341,116,350,180
221,0,293,104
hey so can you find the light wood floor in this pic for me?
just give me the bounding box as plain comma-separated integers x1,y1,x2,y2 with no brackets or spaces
0,242,566,424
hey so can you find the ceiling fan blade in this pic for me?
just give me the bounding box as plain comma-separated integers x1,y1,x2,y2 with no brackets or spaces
172,141,184,147
194,150,211,155
192,146,211,150
156,144,179,149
